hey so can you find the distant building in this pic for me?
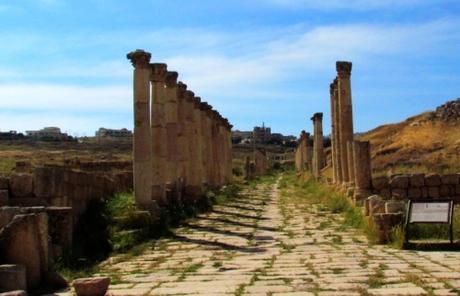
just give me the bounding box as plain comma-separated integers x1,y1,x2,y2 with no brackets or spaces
0,130,24,140
25,127,71,141
95,128,133,138
253,124,271,144
232,124,295,146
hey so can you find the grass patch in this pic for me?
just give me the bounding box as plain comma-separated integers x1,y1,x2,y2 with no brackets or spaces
279,170,378,243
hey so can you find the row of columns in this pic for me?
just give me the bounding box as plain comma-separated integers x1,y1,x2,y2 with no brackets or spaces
329,61,372,202
294,61,372,202
294,113,324,180
127,49,233,210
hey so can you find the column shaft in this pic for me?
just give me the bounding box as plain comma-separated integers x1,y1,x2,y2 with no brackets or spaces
127,50,153,209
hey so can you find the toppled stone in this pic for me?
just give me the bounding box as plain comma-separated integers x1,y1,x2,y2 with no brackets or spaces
368,195,385,216
373,213,404,244
389,175,409,189
73,277,110,296
372,176,389,191
9,174,33,198
0,265,27,292
425,174,441,187
409,174,425,187
392,188,407,200
0,213,49,289
385,201,406,214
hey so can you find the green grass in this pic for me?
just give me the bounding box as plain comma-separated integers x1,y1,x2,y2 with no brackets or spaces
279,170,378,243
0,158,16,174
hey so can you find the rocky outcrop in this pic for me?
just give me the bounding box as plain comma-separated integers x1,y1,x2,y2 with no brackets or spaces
430,98,460,122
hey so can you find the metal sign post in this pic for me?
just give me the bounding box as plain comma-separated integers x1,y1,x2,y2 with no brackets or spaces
405,199,454,244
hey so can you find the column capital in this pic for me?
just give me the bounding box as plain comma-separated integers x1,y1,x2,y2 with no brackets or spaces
185,90,195,102
177,81,187,98
311,112,323,121
127,49,151,68
165,71,178,87
336,61,352,78
151,63,167,82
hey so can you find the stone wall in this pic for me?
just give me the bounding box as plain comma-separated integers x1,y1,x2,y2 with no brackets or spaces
372,173,460,201
0,164,132,221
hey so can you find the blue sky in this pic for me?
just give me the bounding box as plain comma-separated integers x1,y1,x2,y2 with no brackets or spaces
0,0,459,137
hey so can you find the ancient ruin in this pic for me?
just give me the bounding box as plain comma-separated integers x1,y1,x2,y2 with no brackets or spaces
127,49,233,210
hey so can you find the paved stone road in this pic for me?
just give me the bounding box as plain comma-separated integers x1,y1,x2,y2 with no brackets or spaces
63,175,460,295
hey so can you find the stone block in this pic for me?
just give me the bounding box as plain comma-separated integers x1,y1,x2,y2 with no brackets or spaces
9,174,33,198
0,177,8,190
441,174,459,185
0,190,8,206
407,187,422,199
389,175,409,189
0,213,49,289
391,188,407,200
409,174,425,187
425,174,441,187
372,176,389,191
456,185,460,195
379,188,391,199
421,187,428,198
33,167,65,198
372,213,404,244
368,195,385,216
428,187,440,199
73,277,110,296
385,200,407,214
439,185,451,197
0,265,27,292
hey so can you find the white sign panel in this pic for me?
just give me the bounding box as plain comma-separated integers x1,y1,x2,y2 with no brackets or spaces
409,202,450,223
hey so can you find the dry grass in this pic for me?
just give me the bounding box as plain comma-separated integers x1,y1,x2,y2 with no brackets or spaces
358,112,460,175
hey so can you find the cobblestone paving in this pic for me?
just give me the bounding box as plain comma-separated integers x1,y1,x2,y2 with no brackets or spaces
61,176,460,295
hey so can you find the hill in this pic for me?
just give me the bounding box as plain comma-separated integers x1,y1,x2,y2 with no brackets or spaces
359,98,460,175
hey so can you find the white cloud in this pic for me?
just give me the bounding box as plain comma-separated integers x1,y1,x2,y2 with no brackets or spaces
0,84,131,111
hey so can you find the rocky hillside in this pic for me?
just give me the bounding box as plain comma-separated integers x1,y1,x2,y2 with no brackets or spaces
359,98,460,175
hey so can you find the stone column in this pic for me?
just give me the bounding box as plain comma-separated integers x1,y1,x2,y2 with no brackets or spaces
332,78,342,184
303,132,310,170
150,63,168,205
199,101,210,186
189,94,204,197
306,135,313,172
127,49,153,209
183,89,201,199
353,140,372,203
211,110,221,186
311,112,324,179
225,120,233,184
336,61,354,184
164,71,180,195
295,135,302,171
176,82,189,194
347,141,355,185
329,82,337,184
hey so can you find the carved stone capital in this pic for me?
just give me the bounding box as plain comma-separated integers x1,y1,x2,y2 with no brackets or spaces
151,63,167,82
336,61,352,78
127,49,151,68
185,90,195,102
177,82,187,98
165,71,178,87
311,112,323,121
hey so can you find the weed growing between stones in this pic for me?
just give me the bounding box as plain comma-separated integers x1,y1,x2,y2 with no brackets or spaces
279,170,379,243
